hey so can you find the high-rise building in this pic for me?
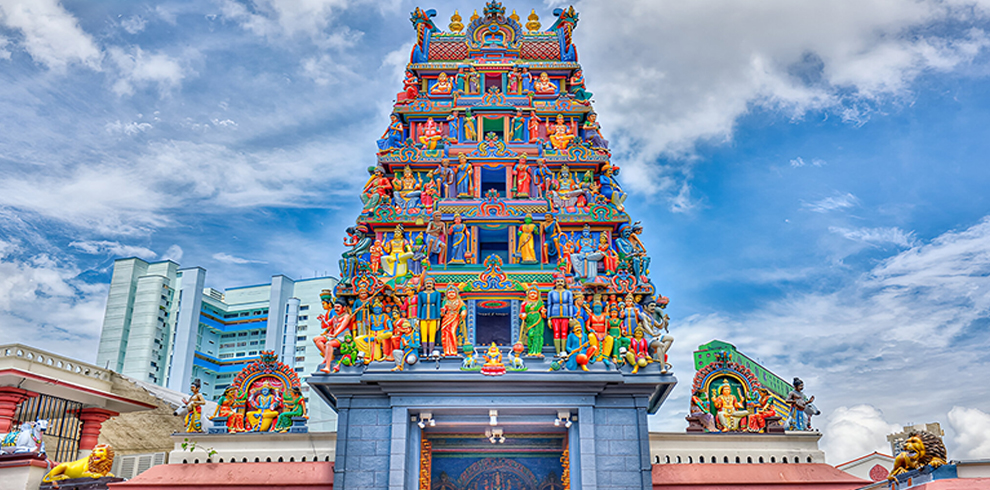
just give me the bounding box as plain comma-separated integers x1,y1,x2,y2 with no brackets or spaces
95,257,338,430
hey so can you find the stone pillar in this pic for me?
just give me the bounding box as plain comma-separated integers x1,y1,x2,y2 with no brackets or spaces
0,387,37,432
76,408,118,457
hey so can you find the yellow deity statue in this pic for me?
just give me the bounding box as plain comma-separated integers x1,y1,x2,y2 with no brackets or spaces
381,225,414,277
712,381,750,431
246,381,281,432
548,114,574,150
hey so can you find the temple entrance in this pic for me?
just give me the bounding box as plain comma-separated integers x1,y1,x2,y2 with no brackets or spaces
475,301,511,347
424,433,567,490
478,227,509,264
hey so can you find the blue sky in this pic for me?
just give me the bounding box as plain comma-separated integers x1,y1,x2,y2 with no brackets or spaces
2,0,990,463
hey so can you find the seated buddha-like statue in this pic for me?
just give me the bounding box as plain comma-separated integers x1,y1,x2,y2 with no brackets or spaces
548,114,574,150
534,72,557,95
430,72,453,95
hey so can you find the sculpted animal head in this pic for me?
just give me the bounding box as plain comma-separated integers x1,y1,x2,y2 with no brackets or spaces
88,444,115,475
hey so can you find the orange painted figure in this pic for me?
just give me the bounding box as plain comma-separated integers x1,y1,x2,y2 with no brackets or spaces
419,117,443,150
548,114,574,150
599,233,619,274
513,157,531,198
439,285,466,357
369,240,384,275
747,388,777,432
313,291,354,373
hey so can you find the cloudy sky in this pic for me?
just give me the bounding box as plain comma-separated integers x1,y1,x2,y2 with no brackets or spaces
2,0,990,464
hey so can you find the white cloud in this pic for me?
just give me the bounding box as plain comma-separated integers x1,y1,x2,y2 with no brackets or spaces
0,0,101,70
301,53,358,86
790,157,826,167
570,0,990,209
820,405,902,464
948,406,990,459
219,0,365,49
0,242,108,359
107,45,186,97
830,226,918,248
68,240,157,260
212,252,267,264
105,120,153,136
120,15,147,34
0,34,10,60
161,244,183,263
802,192,859,213
655,216,990,459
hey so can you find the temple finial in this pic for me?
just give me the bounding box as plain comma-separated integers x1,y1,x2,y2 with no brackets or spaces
526,9,541,33
449,10,464,33
509,9,520,23
470,9,479,23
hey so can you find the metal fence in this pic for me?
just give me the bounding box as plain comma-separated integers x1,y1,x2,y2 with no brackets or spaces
13,394,83,463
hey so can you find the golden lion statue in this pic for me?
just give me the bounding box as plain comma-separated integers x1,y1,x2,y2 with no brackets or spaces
42,444,115,482
889,431,948,479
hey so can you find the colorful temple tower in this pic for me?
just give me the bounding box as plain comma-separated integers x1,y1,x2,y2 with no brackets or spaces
308,3,675,489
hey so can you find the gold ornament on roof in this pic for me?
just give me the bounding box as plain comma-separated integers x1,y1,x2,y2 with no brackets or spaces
449,10,464,33
509,9,520,23
526,9,541,33
470,10,479,23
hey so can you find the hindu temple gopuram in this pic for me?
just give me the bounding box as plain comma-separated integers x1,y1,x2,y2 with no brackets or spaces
307,3,675,489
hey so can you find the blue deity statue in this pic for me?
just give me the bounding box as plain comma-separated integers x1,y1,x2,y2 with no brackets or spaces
570,224,604,281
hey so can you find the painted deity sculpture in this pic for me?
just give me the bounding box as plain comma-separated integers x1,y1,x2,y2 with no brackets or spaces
366,299,393,362
520,66,534,93
513,157,531,198
246,381,282,432
430,72,453,95
642,298,674,373
377,114,404,152
534,72,557,94
546,277,575,356
519,286,547,357
615,223,649,278
339,224,372,283
746,388,776,433
446,110,460,143
381,225,414,277
510,110,526,142
464,109,478,141
571,224,604,281
786,377,819,431
582,112,609,149
274,386,307,433
315,293,354,373
548,114,574,150
690,391,718,432
528,113,542,144
455,153,473,198
516,214,538,263
178,379,206,432
568,69,592,105
419,117,443,150
42,444,114,482
599,233,619,275
392,165,422,213
424,211,447,264
626,327,650,374
434,158,454,199
440,285,466,357
448,213,471,264
481,343,506,376
507,66,521,94
598,163,626,211
397,70,419,104
417,277,443,357
391,309,421,371
541,210,562,264
587,301,613,367
361,167,392,216
712,381,749,431
564,318,594,371
212,386,247,433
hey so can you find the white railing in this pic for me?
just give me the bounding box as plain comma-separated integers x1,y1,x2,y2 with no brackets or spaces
0,343,112,381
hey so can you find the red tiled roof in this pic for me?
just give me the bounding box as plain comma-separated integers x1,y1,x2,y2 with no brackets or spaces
652,463,869,489
836,451,894,468
108,462,334,489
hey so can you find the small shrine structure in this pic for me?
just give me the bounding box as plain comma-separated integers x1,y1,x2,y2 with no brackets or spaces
307,3,675,490
208,351,308,434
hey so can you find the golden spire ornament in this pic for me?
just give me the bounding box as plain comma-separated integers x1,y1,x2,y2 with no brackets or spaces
470,10,479,23
449,10,464,33
526,9,541,33
509,9,520,23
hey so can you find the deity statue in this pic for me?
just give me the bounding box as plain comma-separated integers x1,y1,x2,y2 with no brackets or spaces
397,70,419,104
625,327,650,374
516,214,538,263
366,299,393,362
573,293,590,330
528,113,543,144
607,306,630,363
361,167,392,216
615,223,649,278
421,174,439,210
179,379,205,432
455,153,474,198
550,164,584,212
419,117,443,150
339,224,372,283
507,66,522,94
534,72,557,94
480,343,506,376
467,66,481,94
512,157,531,198
619,293,641,336
464,109,478,141
448,213,471,264
381,225,414,277
392,165,422,213
598,233,619,275
547,276,575,356
533,158,552,199
786,377,819,431
314,292,354,373
571,224,605,281
446,110,460,143
368,239,383,275
746,388,777,433
548,114,574,150
351,284,374,339
246,381,282,432
337,333,358,368
587,301,613,368
599,163,626,211
690,390,717,432
519,285,547,357
510,110,526,142
212,385,247,433
390,308,421,371
377,114,404,152
568,69,592,105
417,277,443,357
564,318,595,371
440,285,466,357
454,65,468,93
712,381,749,431
642,298,673,374
434,158,454,199
274,386,307,433
421,213,446,266
541,212,562,264
520,66,534,94
430,72,453,95
582,112,609,149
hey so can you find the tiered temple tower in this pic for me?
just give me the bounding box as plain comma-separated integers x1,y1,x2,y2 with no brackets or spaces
309,3,675,490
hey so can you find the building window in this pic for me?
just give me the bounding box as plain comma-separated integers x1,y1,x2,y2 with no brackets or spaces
298,315,308,321
296,336,306,342
295,356,305,362
238,332,247,337
235,353,245,357
294,367,304,372
299,305,309,311
220,354,233,359
221,334,235,339
297,326,307,332
249,341,259,346
295,346,306,353
248,351,257,356
237,342,247,347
